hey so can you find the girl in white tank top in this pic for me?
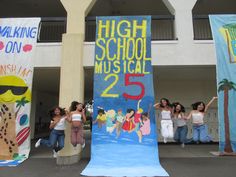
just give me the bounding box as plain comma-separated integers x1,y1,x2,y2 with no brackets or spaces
69,101,86,148
71,113,82,121
161,110,172,120
35,106,69,158
187,97,217,143
154,98,173,143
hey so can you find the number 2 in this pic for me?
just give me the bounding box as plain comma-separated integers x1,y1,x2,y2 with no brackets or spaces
101,74,119,98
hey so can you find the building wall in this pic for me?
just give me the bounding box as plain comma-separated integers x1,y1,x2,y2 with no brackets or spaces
34,41,216,67
154,65,218,141
30,0,221,141
33,39,219,140
34,43,62,67
83,41,217,66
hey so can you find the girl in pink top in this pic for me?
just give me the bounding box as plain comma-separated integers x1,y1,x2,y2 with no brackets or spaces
140,112,151,135
137,104,152,143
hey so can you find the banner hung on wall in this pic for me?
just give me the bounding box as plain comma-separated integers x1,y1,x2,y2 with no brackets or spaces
82,16,168,176
0,18,40,166
209,15,236,155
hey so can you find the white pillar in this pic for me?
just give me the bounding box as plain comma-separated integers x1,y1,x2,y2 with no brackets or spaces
162,0,198,63
57,0,96,165
163,0,197,43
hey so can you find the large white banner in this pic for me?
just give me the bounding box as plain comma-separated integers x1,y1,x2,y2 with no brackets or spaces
0,18,40,166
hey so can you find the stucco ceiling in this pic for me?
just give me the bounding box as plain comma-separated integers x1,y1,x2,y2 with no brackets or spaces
0,0,66,17
1,0,235,18
0,0,172,18
193,0,236,15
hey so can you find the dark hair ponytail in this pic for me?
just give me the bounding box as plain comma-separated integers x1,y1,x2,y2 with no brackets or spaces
191,101,205,112
70,101,79,112
70,101,84,112
160,98,172,108
49,106,65,119
172,102,185,113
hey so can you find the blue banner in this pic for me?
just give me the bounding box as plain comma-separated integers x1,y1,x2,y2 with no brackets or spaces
209,15,236,154
81,16,168,176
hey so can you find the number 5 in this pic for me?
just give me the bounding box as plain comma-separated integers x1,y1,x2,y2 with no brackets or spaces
123,73,145,100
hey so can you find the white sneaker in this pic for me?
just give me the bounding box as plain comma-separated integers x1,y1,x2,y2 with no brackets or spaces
35,139,41,148
181,143,185,148
53,150,57,158
82,141,85,149
163,138,167,144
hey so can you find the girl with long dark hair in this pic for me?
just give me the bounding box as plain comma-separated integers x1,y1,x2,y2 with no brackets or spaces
187,97,217,143
35,106,69,157
154,98,173,143
69,101,86,148
172,102,188,148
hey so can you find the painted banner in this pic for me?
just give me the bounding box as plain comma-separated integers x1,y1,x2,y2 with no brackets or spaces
82,16,168,176
209,15,236,155
0,18,40,166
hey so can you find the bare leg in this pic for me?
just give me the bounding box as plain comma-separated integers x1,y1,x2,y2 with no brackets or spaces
137,130,142,143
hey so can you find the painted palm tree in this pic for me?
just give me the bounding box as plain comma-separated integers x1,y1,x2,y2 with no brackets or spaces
218,78,236,153
15,97,29,117
223,24,236,63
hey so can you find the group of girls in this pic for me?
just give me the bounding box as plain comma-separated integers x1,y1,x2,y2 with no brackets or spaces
154,97,217,147
35,101,86,158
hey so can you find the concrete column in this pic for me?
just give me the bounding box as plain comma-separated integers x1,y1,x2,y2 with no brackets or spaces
57,0,96,165
163,0,197,43
61,0,97,33
162,0,198,63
